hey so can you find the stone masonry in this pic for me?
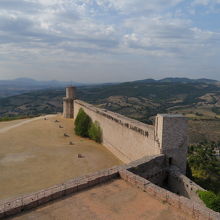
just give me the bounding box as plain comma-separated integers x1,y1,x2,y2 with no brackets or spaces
65,86,188,174
63,86,76,118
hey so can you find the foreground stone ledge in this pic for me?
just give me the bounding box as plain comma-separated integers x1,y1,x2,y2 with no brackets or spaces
167,193,180,209
1,156,219,219
120,170,220,220
155,187,168,202
0,166,120,219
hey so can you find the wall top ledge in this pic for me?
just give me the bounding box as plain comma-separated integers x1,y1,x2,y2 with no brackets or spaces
157,114,185,118
75,99,155,129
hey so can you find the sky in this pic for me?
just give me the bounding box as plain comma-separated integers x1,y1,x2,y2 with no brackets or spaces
0,0,220,83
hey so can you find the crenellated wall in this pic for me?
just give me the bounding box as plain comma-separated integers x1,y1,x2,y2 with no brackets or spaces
74,100,158,163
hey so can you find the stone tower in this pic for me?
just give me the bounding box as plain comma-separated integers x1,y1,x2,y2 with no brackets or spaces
155,114,188,174
63,86,76,118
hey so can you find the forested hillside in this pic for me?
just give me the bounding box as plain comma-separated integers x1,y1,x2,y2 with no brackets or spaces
0,79,220,143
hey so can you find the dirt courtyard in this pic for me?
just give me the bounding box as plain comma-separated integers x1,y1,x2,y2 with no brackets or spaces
0,115,122,200
11,179,194,220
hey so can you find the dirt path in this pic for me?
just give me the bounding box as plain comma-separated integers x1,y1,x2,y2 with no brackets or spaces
0,115,55,134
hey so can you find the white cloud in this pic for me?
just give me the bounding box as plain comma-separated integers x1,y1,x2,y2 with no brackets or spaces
96,0,183,14
192,0,220,5
0,0,220,81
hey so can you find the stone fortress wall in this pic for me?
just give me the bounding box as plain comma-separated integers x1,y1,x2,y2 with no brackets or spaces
168,168,205,204
73,99,188,173
74,99,157,163
63,84,188,173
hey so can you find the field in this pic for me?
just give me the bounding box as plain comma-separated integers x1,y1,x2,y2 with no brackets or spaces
0,115,122,200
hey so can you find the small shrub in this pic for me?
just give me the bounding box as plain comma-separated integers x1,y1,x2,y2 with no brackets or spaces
74,108,91,137
88,121,102,143
197,190,220,212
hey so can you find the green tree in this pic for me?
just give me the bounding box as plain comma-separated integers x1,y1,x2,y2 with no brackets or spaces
88,121,102,143
187,141,220,194
74,108,91,137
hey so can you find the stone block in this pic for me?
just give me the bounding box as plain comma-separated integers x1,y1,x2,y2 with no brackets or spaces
0,204,4,218
51,185,65,200
87,176,98,187
119,170,128,180
2,199,22,217
192,203,204,220
4,207,21,217
38,189,53,204
155,188,168,202
135,176,148,190
37,190,48,206
129,173,137,183
3,201,13,212
98,173,109,183
179,196,194,216
209,212,220,220
22,194,39,210
77,179,89,191
167,193,180,209
144,183,157,196
64,181,78,195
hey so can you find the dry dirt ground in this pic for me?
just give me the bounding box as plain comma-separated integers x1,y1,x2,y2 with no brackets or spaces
0,115,122,200
11,179,194,220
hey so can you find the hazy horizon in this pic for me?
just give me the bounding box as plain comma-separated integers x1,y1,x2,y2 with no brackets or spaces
0,1,220,83
1,76,219,85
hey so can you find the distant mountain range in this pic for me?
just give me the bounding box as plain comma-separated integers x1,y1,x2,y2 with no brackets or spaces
0,77,218,87
132,77,219,84
0,78,85,97
0,77,219,98
0,77,84,87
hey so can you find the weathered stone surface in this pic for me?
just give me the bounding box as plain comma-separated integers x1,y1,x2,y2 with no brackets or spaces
74,100,158,163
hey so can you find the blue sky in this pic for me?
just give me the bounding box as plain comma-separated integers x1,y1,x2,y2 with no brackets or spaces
0,0,220,83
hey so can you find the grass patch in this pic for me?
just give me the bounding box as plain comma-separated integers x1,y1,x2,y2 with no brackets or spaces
0,115,36,122
197,190,220,212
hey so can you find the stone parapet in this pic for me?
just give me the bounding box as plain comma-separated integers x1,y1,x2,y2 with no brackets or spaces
0,155,163,219
119,170,220,220
168,168,205,204
0,167,121,219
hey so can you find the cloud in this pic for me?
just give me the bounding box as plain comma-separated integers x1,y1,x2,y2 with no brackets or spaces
96,0,183,14
0,0,220,82
192,0,220,6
